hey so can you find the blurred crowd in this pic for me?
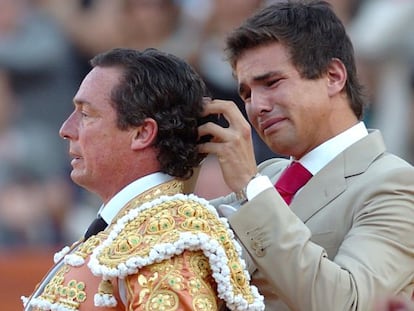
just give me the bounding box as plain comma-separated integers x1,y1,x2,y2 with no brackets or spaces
0,0,413,249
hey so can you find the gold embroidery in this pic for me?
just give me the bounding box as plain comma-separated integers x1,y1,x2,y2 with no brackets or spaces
135,260,185,307
229,260,247,287
97,199,213,268
34,266,89,310
28,180,187,310
146,213,175,234
181,217,210,232
98,195,257,305
188,277,203,295
177,202,208,218
126,251,219,311
189,252,211,279
193,294,217,311
187,252,218,310
30,179,262,309
74,234,104,259
58,279,87,309
147,290,178,311
93,181,185,267
149,254,183,275
165,273,185,292
137,273,158,304
37,265,69,304
119,180,184,218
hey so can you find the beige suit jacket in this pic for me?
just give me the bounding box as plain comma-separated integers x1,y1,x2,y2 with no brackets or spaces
214,130,414,311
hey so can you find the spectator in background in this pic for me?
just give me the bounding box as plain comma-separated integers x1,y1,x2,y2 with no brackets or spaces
37,0,124,61
324,0,363,25
0,0,87,247
41,0,204,73
0,70,74,247
119,0,202,62
348,0,414,164
0,0,80,140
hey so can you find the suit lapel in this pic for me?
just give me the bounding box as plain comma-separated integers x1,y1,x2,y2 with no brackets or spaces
290,130,386,223
290,154,347,222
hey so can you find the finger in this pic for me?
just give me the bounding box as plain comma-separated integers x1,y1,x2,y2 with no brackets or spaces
203,99,249,130
198,121,233,144
198,122,252,159
197,140,222,156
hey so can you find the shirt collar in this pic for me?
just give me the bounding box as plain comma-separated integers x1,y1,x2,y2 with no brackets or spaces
99,172,174,225
298,122,368,175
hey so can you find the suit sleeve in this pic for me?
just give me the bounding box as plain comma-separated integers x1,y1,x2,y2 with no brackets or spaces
229,168,414,311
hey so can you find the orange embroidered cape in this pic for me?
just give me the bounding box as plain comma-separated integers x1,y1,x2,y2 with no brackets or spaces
23,180,264,311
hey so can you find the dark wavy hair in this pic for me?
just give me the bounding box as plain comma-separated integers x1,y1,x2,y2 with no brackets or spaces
90,48,208,179
226,0,366,120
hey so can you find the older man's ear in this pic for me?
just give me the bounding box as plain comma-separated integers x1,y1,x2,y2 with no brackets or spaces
130,118,158,150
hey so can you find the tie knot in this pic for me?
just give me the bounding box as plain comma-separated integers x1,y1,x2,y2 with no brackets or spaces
275,162,312,204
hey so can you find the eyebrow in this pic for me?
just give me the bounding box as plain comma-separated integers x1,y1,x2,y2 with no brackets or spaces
238,70,283,94
253,70,283,82
73,99,92,108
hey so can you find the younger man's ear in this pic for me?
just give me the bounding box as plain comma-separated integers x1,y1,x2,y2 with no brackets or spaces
326,58,347,96
131,118,158,150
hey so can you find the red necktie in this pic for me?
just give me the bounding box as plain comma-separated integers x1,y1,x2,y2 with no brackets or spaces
275,162,312,205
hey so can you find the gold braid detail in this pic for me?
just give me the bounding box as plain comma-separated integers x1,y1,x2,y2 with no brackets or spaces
74,179,184,259
96,195,255,304
117,179,184,218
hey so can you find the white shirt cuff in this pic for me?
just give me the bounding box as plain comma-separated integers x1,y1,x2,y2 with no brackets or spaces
246,175,273,200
